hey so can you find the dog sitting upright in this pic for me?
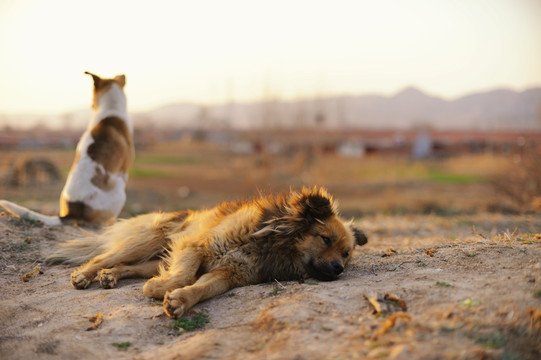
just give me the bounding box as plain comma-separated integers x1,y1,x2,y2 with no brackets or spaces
0,72,134,226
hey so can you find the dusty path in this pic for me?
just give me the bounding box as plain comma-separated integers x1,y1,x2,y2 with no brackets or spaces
1,212,540,359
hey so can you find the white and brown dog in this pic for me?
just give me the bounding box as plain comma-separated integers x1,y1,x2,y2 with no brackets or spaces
0,72,134,226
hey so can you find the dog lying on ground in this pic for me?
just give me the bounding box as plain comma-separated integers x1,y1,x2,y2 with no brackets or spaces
46,186,368,318
0,72,134,226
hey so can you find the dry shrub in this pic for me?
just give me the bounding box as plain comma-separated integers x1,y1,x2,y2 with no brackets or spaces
492,144,541,211
2,157,61,187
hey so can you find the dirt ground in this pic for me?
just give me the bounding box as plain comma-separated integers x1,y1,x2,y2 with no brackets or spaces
1,211,540,360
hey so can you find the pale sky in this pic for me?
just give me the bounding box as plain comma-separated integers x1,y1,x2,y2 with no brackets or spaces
0,0,540,114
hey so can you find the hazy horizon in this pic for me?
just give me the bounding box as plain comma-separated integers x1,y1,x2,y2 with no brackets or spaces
0,83,539,117
2,84,540,132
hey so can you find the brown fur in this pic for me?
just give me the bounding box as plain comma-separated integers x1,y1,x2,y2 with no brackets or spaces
85,72,126,109
90,166,114,191
87,116,133,174
46,187,367,319
60,201,114,225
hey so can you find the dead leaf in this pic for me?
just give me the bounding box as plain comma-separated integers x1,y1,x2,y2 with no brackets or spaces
364,292,407,314
365,292,383,314
22,265,42,282
384,293,407,312
528,308,541,333
87,312,104,331
382,248,397,257
425,249,437,257
374,312,411,338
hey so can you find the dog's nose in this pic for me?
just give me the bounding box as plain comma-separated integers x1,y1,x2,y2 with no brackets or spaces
331,260,344,275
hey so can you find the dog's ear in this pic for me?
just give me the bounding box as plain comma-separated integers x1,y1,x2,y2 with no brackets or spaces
85,71,102,88
350,225,368,246
273,187,337,236
114,74,126,88
298,187,335,221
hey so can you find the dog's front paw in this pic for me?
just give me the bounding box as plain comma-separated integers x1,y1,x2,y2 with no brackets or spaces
163,290,186,319
71,271,92,289
98,269,117,289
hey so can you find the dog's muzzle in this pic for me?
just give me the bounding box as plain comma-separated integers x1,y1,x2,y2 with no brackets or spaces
331,260,344,275
306,259,344,281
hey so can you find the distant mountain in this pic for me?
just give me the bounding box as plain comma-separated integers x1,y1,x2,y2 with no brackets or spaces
2,87,540,131
134,86,541,131
309,86,541,130
446,88,541,130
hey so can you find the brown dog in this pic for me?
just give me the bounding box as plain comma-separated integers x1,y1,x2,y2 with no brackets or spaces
46,187,367,318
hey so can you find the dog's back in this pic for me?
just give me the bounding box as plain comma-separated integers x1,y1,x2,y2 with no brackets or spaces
60,73,134,225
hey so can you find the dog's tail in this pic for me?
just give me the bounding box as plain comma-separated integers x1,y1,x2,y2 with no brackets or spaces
45,233,106,266
0,200,62,226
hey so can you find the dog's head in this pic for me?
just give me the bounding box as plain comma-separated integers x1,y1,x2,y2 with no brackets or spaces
288,187,368,281
85,72,126,109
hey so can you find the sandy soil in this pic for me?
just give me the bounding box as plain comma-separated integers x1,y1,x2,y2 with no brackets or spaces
1,212,541,360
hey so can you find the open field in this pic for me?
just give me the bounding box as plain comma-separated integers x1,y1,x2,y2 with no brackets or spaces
1,142,541,359
0,140,517,216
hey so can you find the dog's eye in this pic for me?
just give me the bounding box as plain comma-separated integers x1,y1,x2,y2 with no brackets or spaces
321,235,332,247
342,250,350,258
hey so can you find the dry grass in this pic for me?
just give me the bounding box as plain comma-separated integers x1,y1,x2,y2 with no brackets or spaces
492,145,541,211
490,229,541,245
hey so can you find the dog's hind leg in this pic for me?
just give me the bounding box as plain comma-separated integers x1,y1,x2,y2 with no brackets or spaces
71,244,161,289
142,247,201,299
70,212,178,289
71,255,116,289
163,267,237,318
98,260,161,289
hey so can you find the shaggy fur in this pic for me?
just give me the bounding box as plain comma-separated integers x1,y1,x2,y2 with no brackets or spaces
46,187,368,318
0,72,133,226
